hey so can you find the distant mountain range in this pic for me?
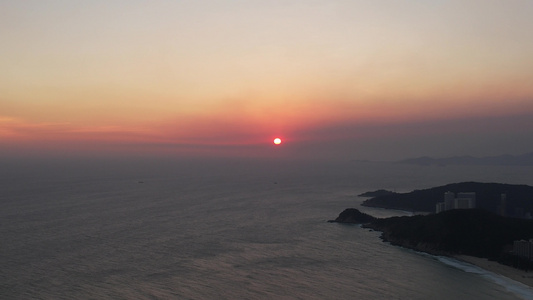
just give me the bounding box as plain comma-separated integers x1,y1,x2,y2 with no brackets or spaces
398,152,533,166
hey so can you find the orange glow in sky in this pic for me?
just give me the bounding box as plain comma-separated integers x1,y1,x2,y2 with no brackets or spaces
2,1,533,160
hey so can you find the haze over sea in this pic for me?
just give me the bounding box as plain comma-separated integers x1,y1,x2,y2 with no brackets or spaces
2,158,533,299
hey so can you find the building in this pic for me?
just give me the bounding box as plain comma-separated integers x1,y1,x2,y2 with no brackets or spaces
455,198,472,209
444,191,455,211
435,202,446,213
457,192,476,208
436,192,476,213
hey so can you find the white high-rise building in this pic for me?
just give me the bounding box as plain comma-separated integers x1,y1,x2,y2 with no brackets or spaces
436,192,476,213
457,192,476,208
444,191,455,211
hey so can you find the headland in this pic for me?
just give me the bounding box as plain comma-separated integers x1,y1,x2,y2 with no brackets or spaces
331,182,533,288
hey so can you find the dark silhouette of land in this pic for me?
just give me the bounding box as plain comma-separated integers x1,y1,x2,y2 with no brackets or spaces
331,182,533,271
327,208,376,224
330,208,533,269
362,182,533,216
358,189,396,197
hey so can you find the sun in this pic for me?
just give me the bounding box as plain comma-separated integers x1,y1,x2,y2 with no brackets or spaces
273,138,282,145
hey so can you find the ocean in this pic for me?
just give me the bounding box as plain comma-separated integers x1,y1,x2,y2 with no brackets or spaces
2,158,533,299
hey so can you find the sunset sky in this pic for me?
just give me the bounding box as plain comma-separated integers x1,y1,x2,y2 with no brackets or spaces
2,1,533,160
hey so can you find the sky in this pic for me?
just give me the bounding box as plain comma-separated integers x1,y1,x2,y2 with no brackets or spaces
2,0,533,161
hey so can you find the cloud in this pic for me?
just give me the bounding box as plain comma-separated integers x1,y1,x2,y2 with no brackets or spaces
2,106,533,161
0,117,70,138
0,116,152,144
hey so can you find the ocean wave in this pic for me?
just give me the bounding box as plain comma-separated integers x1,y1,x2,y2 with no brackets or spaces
436,256,533,300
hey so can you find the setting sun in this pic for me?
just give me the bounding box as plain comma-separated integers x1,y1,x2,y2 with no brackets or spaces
273,138,282,145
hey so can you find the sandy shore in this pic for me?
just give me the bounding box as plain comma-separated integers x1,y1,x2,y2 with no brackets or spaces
455,255,533,288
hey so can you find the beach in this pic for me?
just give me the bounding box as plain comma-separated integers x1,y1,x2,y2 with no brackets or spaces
456,255,533,288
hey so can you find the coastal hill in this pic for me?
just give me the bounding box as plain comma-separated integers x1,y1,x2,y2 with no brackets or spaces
330,208,533,261
327,208,376,224
362,182,533,215
358,189,396,197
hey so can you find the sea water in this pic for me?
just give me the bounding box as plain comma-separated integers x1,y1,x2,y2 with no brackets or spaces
2,158,533,299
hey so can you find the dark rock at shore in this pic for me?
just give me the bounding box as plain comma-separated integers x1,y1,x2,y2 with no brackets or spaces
328,208,377,224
